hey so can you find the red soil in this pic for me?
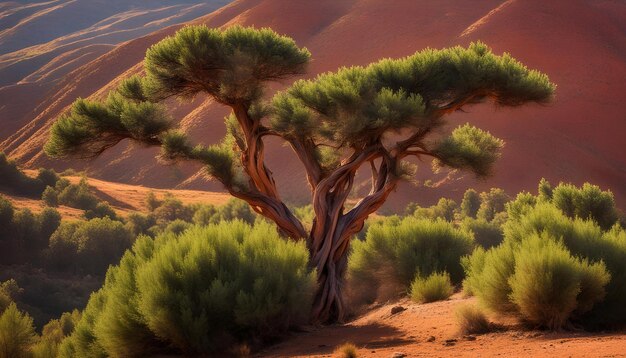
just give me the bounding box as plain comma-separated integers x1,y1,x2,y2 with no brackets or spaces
259,295,626,358
1,0,625,212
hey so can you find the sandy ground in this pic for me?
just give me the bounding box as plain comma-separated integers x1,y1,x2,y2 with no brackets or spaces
259,295,626,358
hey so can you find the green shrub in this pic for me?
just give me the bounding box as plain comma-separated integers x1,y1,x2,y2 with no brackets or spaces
461,218,503,248
410,272,453,303
508,234,609,329
36,169,59,189
41,187,58,207
477,188,509,222
455,304,492,335
505,192,537,221
48,218,133,275
125,212,156,237
413,198,458,222
145,191,162,212
538,178,553,201
57,178,99,211
83,202,118,220
460,188,481,219
31,310,81,358
59,221,315,356
0,279,22,313
0,303,36,358
0,152,50,198
552,182,619,229
163,219,192,234
502,203,626,326
348,217,473,303
462,242,516,313
192,199,256,226
153,195,193,225
0,196,13,229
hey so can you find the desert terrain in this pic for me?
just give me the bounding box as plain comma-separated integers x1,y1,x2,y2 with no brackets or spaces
261,295,626,358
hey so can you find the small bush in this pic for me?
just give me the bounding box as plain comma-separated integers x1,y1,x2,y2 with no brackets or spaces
477,188,509,222
460,188,481,219
0,303,36,358
349,217,473,303
413,198,458,222
48,218,133,275
83,202,118,220
455,304,492,335
57,178,99,211
41,186,59,207
410,272,454,303
0,152,54,198
59,221,315,356
461,218,503,248
508,234,609,329
552,182,619,229
333,342,358,358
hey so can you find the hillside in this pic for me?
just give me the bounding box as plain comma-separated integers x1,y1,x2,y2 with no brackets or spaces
1,0,625,211
6,171,231,220
0,0,231,140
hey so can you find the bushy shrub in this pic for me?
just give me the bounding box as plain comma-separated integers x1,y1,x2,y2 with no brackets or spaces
83,202,118,220
0,152,57,198
508,234,609,329
412,198,458,222
477,188,509,222
465,201,626,328
410,272,453,303
455,304,492,335
36,169,59,189
152,195,193,224
537,178,553,201
460,218,503,248
48,218,133,275
505,192,537,221
0,303,36,358
125,212,156,237
41,186,58,207
0,279,22,313
552,182,619,229
145,191,162,212
31,310,81,358
349,217,472,303
59,221,315,356
0,196,13,229
57,178,99,211
460,189,481,219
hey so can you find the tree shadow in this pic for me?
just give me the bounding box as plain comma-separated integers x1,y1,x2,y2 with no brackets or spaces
258,322,414,357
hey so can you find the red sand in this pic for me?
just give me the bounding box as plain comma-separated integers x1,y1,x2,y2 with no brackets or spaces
259,295,626,358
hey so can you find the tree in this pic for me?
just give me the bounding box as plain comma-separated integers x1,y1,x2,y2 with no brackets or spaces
45,25,555,322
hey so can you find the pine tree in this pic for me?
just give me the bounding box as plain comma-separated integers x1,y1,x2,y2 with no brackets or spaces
45,25,555,322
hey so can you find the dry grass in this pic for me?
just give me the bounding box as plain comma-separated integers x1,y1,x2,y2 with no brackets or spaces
333,342,358,358
455,304,492,335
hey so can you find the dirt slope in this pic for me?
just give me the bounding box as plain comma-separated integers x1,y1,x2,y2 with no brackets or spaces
0,0,231,140
1,0,625,211
259,295,626,357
